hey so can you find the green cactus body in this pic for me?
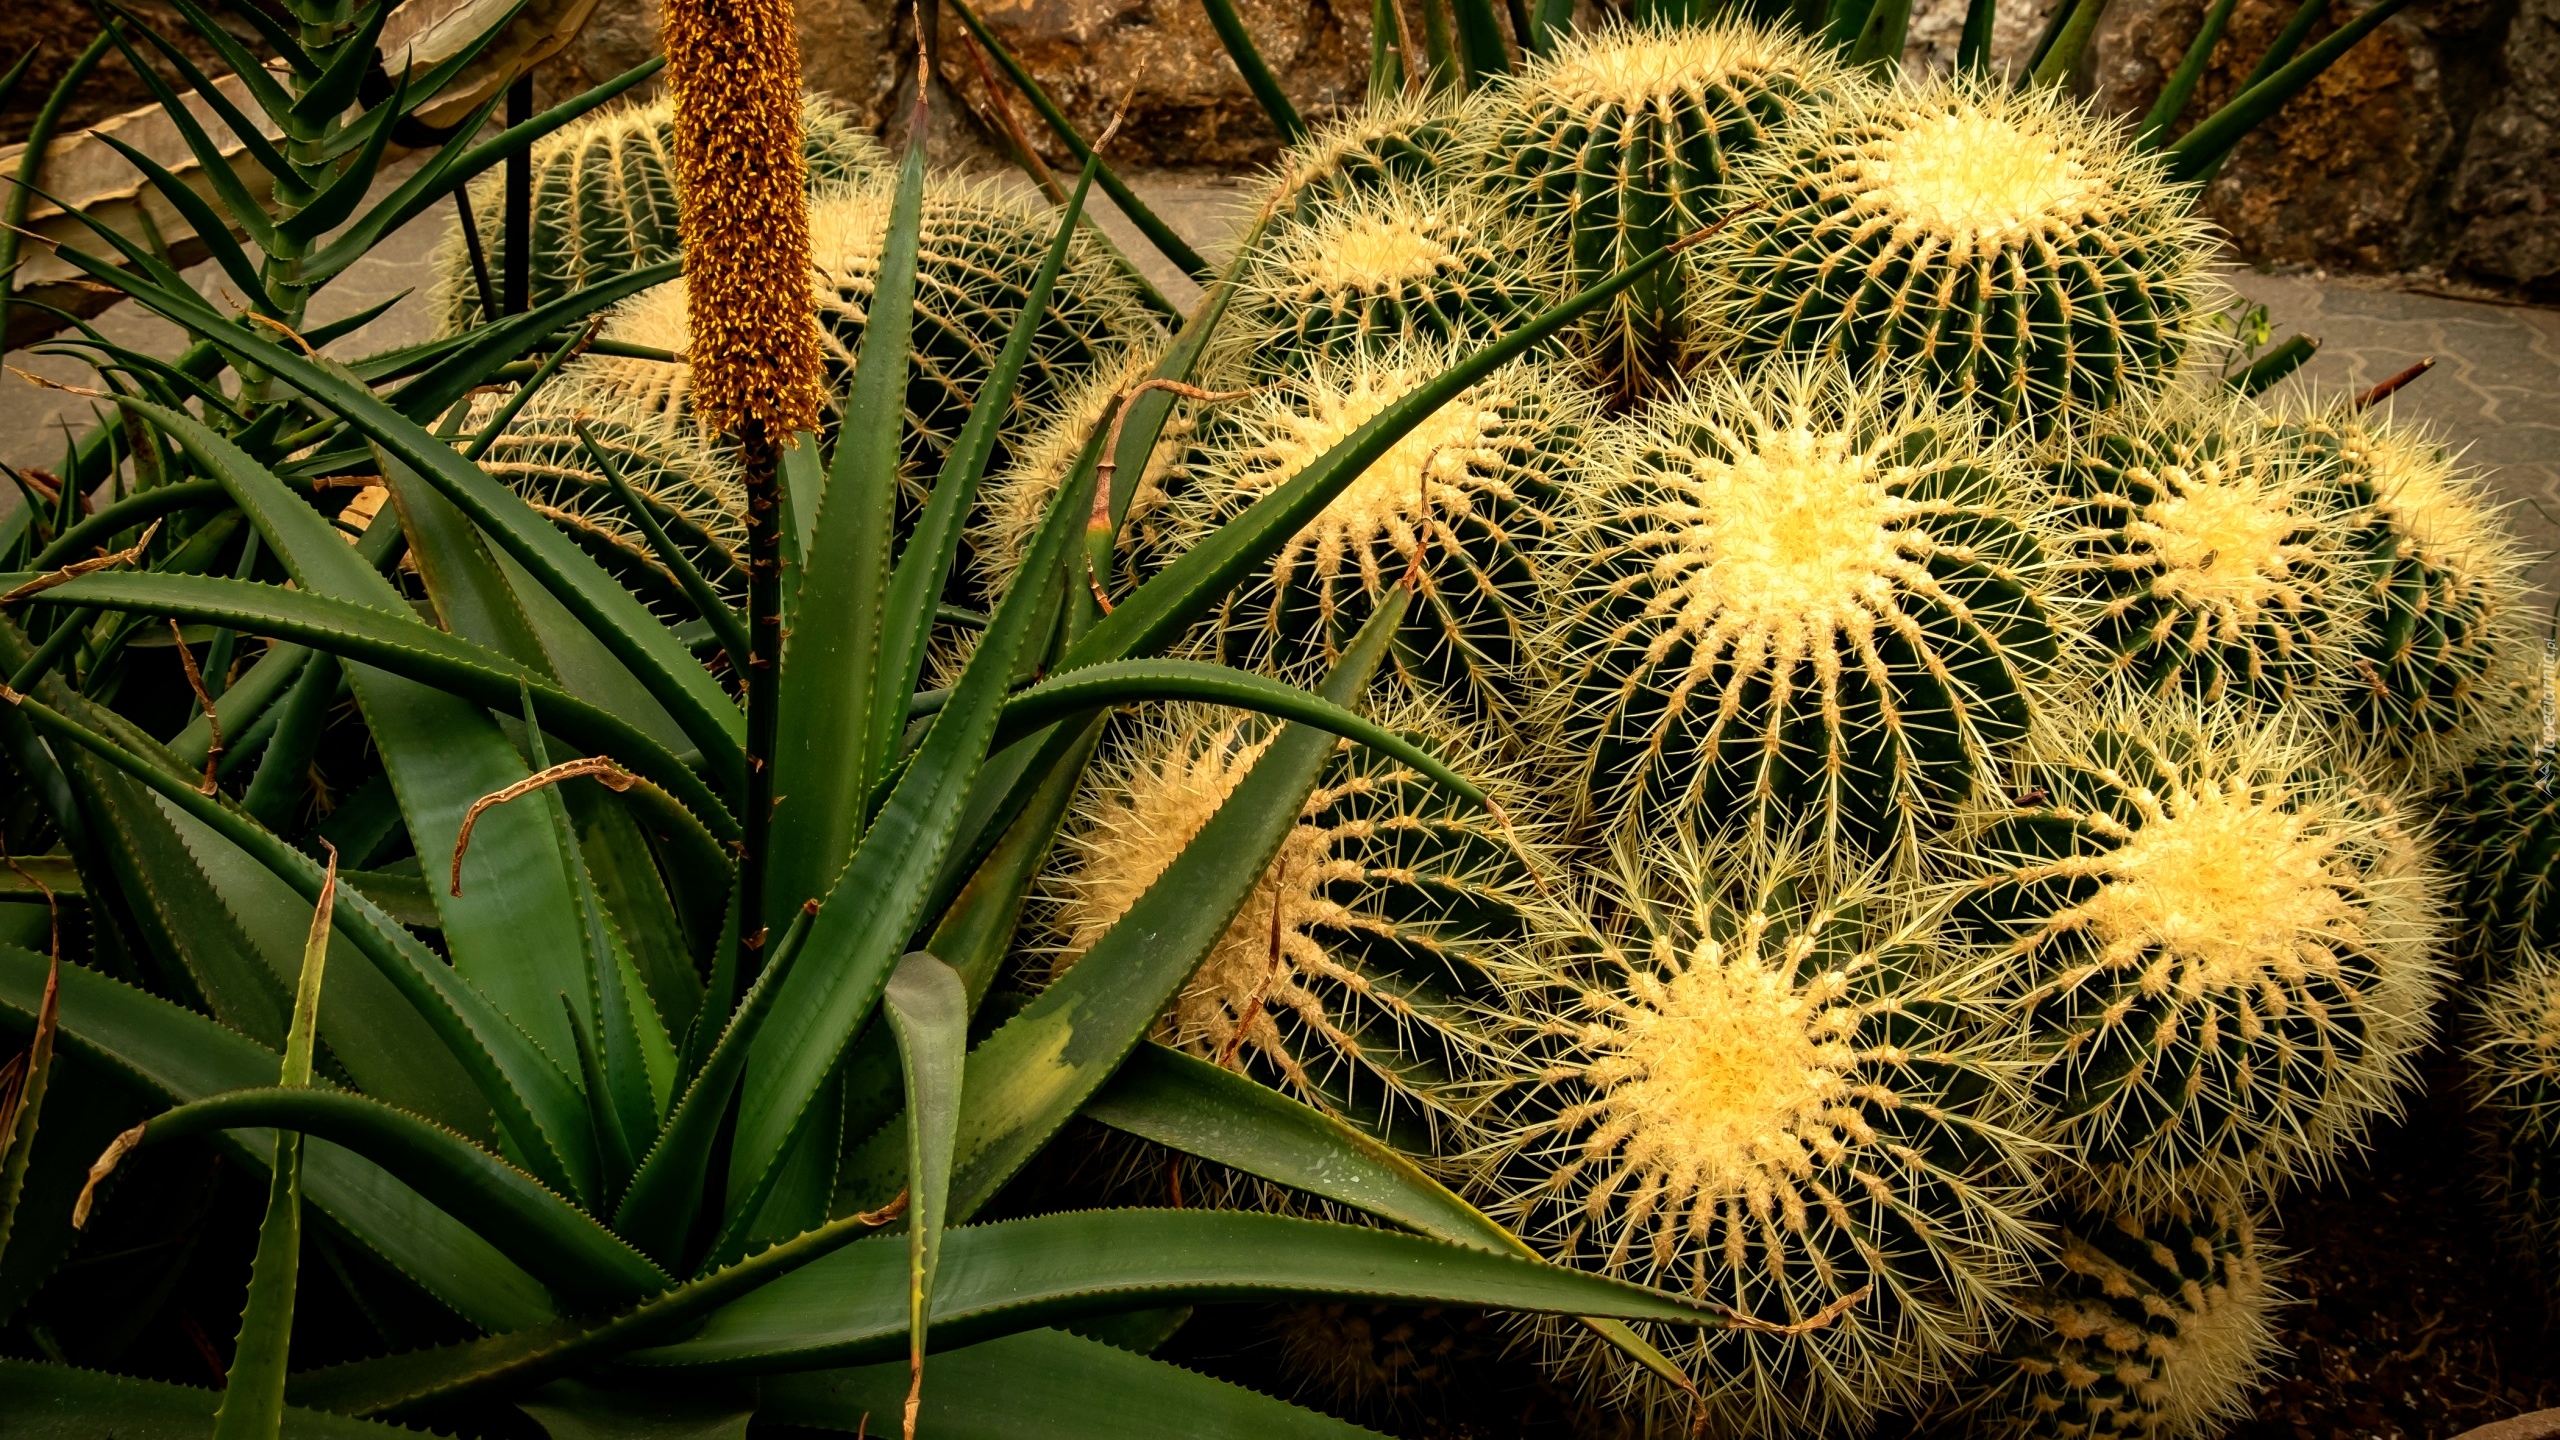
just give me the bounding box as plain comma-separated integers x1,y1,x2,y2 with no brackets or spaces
2473,951,2560,1277
1045,700,1539,1146
2281,407,2530,775
466,384,746,611
430,92,882,335
970,348,1181,608
1277,88,1482,216
1980,1186,2284,1440
1221,180,1565,377
1470,838,2039,1437
1550,366,2058,859
2437,738,2560,976
1158,346,1597,727
1698,77,2214,430
2048,396,2358,711
1952,705,2443,1204
1483,19,1841,404
578,174,1153,492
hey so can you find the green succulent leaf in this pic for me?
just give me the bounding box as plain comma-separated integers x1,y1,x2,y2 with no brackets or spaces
0,1360,411,1439
884,950,968,1421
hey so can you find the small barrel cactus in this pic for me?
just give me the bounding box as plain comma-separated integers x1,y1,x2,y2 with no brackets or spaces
1697,74,2213,430
1219,179,1565,377
1481,19,1842,404
430,91,882,335
1547,363,2059,859
1157,344,1598,727
1042,700,1540,1146
2046,393,2360,712
1975,1184,2285,1440
1465,836,2040,1437
577,173,1154,487
1951,703,2443,1205
2281,405,2530,775
1276,87,1483,216
2473,949,2560,1277
2438,736,2560,977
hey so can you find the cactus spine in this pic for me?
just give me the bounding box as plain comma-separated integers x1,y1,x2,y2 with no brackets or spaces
2473,949,2560,1278
1953,704,2443,1204
1979,1184,2285,1440
1698,75,2213,430
1161,345,1598,726
1483,19,1842,403
2284,406,2530,775
1548,364,2059,858
1276,87,1483,217
2047,393,2359,711
1466,836,2040,1436
2439,737,2560,977
431,92,882,335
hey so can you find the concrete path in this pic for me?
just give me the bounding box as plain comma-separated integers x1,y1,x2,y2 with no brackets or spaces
9,169,2557,607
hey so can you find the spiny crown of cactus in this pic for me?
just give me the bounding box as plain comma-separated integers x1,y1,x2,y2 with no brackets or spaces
430,91,882,335
1951,702,2442,1204
1547,363,2059,860
2472,950,2560,1268
1465,835,2039,1437
1981,1185,2285,1440
2438,737,2560,977
969,347,1182,606
1220,179,1565,376
1482,18,1844,403
2281,405,2530,776
1159,344,1598,727
577,172,1152,483
461,382,747,609
2047,391,2359,712
1041,700,1540,1144
1697,74,2213,430
1275,87,1483,217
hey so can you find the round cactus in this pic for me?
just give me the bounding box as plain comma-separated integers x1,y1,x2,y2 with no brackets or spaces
577,173,1154,489
2438,736,2560,977
1951,703,2444,1205
1696,74,2214,430
1275,87,1483,217
1219,179,1565,377
1152,345,1598,727
1547,363,2059,859
430,91,883,335
1465,836,2040,1437
968,347,1182,607
2046,393,2361,712
1042,700,1539,1144
2473,950,2560,1276
2281,405,2531,775
1482,18,1844,403
1976,1184,2285,1440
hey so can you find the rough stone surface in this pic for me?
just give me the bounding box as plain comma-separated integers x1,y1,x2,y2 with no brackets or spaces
2448,0,2560,288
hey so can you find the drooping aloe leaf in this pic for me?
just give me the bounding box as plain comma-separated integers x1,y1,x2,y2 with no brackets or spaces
721,426,1095,1259
760,1328,1391,1439
385,263,682,429
2165,0,2416,182
0,947,556,1331
1196,0,1308,138
81,132,275,313
768,135,923,931
883,951,967,1427
0,1360,413,1439
1957,0,1999,70
2139,0,2242,143
924,719,1105,1009
126,1088,670,1306
0,947,57,1273
624,1209,1733,1373
2027,0,2109,85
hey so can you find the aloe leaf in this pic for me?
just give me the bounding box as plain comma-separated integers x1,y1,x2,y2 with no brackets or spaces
92,13,288,245
944,0,1215,283
578,422,748,670
385,262,681,427
0,947,556,1332
36,573,732,839
1449,0,1512,85
2224,333,2319,395
1848,0,1913,70
926,719,1105,1008
2139,0,2242,143
0,1359,412,1438
0,949,57,1269
990,659,1486,806
1957,0,1998,70
720,425,1095,1259
2027,0,2109,84
1086,1044,1702,1392
286,1195,900,1417
625,1209,1732,1373
2164,0,2416,182
769,137,924,930
83,133,276,313
760,1328,1391,1438
284,0,393,133
128,1088,670,1305
883,951,966,1425
1061,236,1688,671
1197,0,1308,139
276,68,410,245
2237,0,2329,89
844,593,1404,1226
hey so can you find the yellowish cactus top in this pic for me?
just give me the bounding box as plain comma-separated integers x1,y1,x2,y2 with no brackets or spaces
1522,18,1833,108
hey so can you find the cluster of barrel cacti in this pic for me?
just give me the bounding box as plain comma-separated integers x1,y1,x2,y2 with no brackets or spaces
443,18,2551,1437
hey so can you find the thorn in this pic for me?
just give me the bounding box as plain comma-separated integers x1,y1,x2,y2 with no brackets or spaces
2356,357,2434,410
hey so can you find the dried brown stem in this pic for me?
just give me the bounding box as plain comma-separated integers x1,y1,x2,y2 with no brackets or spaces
0,518,161,604
449,757,639,896
2357,357,2435,410
167,619,220,793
